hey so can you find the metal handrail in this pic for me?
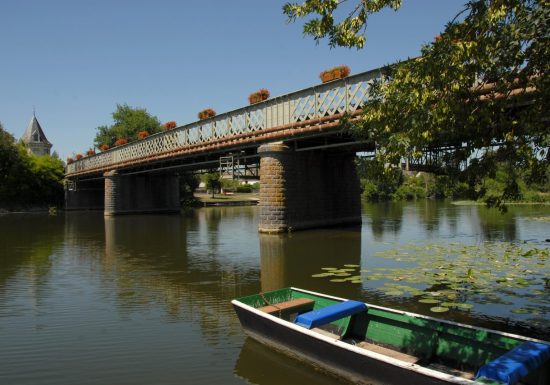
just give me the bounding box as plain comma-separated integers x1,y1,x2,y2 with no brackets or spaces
66,67,382,176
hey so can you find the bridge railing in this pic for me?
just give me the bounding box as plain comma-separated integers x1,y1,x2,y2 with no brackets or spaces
67,68,382,175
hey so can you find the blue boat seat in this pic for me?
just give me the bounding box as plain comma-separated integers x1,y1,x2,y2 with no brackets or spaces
475,341,550,385
294,300,367,329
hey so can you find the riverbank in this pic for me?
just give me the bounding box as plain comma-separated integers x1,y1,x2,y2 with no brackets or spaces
452,200,550,206
0,205,58,214
194,192,259,206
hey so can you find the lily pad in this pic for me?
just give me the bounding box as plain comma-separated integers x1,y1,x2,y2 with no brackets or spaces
384,290,404,296
311,273,334,278
430,306,450,313
511,308,531,314
329,278,347,283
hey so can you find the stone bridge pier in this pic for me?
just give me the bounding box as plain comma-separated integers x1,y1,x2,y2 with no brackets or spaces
65,178,105,211
103,171,180,216
258,142,361,233
65,171,181,215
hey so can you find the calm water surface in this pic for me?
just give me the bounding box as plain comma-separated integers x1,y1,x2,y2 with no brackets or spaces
0,202,549,385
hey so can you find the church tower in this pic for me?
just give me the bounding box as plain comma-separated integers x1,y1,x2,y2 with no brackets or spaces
21,113,52,156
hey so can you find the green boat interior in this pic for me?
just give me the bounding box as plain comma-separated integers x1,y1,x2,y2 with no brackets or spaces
237,288,550,385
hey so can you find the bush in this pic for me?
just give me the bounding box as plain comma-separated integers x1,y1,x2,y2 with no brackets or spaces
236,184,253,193
393,178,426,200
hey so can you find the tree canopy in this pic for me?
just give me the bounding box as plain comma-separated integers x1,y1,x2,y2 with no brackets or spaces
283,0,402,49
285,0,549,207
94,104,161,148
0,122,64,207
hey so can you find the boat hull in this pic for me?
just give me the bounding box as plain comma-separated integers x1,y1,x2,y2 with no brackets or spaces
233,302,462,385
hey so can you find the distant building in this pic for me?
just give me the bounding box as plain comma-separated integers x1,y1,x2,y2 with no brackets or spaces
21,113,52,156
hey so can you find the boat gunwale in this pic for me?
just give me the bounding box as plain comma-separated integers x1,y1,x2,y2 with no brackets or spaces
289,287,550,345
232,287,550,385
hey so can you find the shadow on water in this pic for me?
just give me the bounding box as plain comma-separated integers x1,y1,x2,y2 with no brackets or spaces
259,225,364,300
363,202,403,241
234,337,351,385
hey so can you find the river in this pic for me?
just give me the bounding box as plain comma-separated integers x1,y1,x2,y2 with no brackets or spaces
0,201,549,385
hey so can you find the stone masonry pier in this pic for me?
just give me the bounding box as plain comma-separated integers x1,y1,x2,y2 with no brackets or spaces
258,142,361,233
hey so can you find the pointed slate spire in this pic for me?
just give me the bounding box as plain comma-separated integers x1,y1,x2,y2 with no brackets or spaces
21,113,52,156
22,113,51,145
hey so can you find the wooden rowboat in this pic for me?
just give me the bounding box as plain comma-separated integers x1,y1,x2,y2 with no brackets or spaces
232,287,550,385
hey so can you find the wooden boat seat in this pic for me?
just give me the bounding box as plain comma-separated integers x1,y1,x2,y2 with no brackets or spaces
295,300,367,329
356,341,421,364
259,298,315,321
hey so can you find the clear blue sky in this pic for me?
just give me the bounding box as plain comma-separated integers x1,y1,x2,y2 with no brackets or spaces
1,0,466,159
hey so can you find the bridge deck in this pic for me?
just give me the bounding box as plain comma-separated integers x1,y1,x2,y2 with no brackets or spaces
66,68,381,177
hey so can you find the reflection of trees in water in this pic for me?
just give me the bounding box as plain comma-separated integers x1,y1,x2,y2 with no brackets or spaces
103,213,258,344
0,214,65,299
457,205,519,242
363,202,403,240
259,227,363,300
417,200,439,233
477,206,518,242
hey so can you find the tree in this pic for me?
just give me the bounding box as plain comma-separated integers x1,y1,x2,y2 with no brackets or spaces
283,0,402,49
285,0,549,208
203,172,221,198
0,123,25,204
0,123,64,207
93,104,161,148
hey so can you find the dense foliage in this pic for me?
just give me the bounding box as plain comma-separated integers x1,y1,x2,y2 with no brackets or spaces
285,0,549,209
94,104,161,149
202,172,221,198
357,158,549,203
0,123,64,208
283,0,402,49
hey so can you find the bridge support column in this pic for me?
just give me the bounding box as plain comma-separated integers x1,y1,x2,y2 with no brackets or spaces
258,142,361,233
65,179,105,211
104,171,180,216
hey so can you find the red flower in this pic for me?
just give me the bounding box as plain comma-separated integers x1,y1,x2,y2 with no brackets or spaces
198,108,216,120
75,153,83,160
100,144,110,151
248,89,270,104
114,138,128,146
86,149,96,156
137,131,149,140
67,157,74,164
163,121,177,130
320,65,350,83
